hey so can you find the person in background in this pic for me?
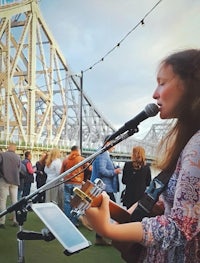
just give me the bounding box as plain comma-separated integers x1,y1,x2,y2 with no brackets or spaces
44,148,62,205
18,157,27,200
60,145,92,230
0,143,21,227
90,135,121,245
85,49,200,262
22,151,35,197
121,146,151,209
35,152,48,203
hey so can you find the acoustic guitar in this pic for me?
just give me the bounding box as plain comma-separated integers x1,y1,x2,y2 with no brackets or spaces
71,179,164,263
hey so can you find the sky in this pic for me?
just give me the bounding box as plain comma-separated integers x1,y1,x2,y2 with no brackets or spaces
38,0,200,138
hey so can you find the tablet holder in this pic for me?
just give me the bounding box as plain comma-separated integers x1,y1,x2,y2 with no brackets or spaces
17,228,55,242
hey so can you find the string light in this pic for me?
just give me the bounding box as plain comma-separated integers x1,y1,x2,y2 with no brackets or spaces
36,0,163,90
83,0,163,73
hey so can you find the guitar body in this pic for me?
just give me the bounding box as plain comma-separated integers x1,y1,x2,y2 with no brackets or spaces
114,201,165,262
71,179,164,263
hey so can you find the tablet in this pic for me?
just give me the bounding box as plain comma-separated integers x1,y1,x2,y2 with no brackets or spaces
32,202,91,255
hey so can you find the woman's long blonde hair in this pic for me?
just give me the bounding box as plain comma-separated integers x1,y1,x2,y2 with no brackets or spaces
45,148,60,167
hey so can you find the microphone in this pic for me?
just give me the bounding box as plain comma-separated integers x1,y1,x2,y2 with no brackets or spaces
106,103,159,141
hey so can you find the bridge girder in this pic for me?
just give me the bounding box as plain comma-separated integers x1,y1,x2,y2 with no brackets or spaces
0,0,115,149
0,0,168,159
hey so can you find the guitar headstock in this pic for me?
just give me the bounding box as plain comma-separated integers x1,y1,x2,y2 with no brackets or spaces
71,179,130,224
70,179,105,217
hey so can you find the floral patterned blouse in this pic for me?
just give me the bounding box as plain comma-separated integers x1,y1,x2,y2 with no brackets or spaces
139,130,200,263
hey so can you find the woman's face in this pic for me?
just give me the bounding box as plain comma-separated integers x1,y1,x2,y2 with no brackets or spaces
153,63,185,119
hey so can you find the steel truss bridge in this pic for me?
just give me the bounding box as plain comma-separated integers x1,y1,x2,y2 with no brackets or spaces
0,0,168,160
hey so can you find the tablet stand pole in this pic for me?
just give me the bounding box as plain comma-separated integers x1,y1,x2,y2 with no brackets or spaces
14,196,40,263
15,197,55,263
16,204,28,263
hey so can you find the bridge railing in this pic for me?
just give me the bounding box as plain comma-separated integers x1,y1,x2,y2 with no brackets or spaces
0,138,156,164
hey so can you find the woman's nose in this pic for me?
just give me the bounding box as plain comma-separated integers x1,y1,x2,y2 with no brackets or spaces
152,86,160,99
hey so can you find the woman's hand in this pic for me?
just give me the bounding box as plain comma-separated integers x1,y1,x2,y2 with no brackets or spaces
85,192,111,237
85,192,143,242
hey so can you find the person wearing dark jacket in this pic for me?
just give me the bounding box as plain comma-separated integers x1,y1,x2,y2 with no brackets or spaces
122,146,151,209
22,151,35,197
35,152,48,203
0,143,21,227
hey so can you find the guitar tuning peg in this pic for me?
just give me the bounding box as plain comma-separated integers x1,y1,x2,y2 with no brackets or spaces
94,178,106,190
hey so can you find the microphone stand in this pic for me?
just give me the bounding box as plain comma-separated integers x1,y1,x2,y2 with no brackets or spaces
0,128,138,263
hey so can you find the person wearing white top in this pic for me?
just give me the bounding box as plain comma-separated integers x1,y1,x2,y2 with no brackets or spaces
44,148,62,205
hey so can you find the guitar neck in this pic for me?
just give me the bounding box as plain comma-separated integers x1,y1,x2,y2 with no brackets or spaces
71,180,130,224
91,195,131,224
